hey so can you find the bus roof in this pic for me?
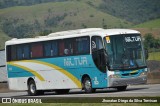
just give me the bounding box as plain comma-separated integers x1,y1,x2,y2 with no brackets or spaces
5,28,140,45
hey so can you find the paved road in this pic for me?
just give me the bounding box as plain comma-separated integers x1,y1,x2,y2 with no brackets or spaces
0,84,160,97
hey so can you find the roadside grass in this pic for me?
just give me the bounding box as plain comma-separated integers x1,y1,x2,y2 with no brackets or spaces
0,103,159,106
134,18,160,28
148,52,160,61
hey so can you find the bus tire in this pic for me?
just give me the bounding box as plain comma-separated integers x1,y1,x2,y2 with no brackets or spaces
117,86,127,91
83,77,95,93
56,89,70,94
28,80,37,96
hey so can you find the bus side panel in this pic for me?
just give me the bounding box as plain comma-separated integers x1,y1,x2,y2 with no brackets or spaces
7,55,108,90
8,77,28,90
41,55,108,89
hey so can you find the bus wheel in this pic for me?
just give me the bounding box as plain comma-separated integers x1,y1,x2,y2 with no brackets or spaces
83,77,95,93
28,80,37,96
117,86,127,91
56,89,70,94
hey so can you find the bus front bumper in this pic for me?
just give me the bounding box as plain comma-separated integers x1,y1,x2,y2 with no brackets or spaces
108,76,147,87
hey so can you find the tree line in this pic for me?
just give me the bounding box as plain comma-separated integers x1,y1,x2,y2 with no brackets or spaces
99,0,160,24
143,33,160,52
0,0,68,9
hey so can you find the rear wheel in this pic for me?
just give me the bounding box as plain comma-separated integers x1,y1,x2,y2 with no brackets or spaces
83,77,95,93
28,80,37,96
117,86,127,91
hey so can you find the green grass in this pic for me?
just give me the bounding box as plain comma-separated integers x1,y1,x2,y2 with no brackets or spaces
134,19,160,28
0,1,132,29
148,52,160,61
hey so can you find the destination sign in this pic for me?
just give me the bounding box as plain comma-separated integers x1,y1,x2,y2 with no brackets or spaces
125,36,141,42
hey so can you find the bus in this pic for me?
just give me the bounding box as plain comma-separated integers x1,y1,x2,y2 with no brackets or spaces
5,28,148,96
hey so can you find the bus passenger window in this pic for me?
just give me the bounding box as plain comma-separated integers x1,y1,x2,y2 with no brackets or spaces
64,39,74,55
17,45,23,60
31,43,43,58
44,42,52,57
23,44,30,59
7,45,17,61
11,45,17,61
59,40,64,56
52,41,58,56
76,37,90,54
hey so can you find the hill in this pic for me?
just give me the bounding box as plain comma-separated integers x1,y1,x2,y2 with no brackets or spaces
99,0,160,24
133,19,160,38
134,19,160,28
0,1,131,39
0,0,160,24
0,30,11,50
0,0,68,9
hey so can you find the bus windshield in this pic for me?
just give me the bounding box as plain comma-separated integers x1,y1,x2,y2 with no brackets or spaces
104,34,146,70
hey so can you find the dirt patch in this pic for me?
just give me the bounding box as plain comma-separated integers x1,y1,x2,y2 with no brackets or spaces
0,83,9,93
147,60,160,72
133,28,160,38
147,71,160,84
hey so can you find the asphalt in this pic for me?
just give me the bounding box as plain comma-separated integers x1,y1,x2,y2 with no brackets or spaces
0,84,160,97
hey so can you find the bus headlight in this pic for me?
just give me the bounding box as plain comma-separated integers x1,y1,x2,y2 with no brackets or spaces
140,72,147,76
109,74,121,78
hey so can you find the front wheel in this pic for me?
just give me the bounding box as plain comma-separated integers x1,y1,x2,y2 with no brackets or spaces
28,80,37,96
83,77,95,93
117,86,127,91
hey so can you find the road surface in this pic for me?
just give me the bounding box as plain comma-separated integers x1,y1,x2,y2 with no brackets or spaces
0,84,160,97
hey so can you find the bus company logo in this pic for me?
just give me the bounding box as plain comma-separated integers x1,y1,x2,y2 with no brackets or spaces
2,98,11,103
125,36,141,42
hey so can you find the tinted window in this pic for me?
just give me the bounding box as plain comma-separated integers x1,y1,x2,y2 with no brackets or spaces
31,43,43,58
59,40,64,56
6,45,16,61
17,45,23,60
44,41,58,57
23,44,30,59
44,41,52,57
76,37,90,54
52,41,58,56
64,39,75,55
92,36,103,52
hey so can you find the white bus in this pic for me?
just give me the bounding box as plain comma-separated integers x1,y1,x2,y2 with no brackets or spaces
5,28,148,95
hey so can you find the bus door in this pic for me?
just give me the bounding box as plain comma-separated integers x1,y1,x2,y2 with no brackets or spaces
91,36,108,87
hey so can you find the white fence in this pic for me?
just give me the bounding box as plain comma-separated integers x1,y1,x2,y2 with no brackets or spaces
0,50,7,82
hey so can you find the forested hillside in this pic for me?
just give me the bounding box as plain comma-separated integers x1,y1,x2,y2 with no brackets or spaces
0,0,160,49
0,0,68,9
1,0,160,24
99,0,160,24
0,1,131,39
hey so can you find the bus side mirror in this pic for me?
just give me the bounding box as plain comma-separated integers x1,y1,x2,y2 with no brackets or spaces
145,49,148,60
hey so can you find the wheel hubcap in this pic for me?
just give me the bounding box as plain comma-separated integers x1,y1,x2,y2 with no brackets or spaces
30,84,36,94
85,80,91,90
